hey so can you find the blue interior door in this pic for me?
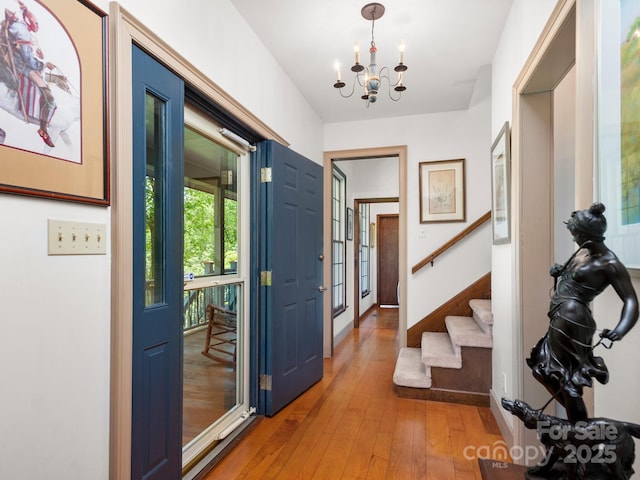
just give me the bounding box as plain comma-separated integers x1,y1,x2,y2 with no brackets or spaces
258,140,324,416
131,45,184,479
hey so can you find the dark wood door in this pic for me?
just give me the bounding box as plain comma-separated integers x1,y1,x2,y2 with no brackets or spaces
377,214,399,306
258,140,324,416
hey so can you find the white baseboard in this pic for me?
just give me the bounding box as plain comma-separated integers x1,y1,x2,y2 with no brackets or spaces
490,388,514,448
333,322,353,347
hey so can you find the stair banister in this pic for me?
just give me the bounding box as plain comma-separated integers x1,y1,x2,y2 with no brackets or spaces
411,211,491,274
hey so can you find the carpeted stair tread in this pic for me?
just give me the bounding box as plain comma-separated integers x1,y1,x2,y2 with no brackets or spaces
446,315,493,348
470,298,493,336
393,347,432,388
421,332,462,369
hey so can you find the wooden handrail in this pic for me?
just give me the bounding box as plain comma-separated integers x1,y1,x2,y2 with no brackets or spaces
411,211,491,274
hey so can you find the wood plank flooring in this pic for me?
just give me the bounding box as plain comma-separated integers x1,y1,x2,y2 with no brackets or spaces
204,307,510,479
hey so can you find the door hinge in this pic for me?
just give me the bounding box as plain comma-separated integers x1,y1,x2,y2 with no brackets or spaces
260,167,272,183
260,270,272,286
260,374,272,391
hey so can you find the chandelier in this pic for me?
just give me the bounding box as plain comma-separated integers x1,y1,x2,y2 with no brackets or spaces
333,2,407,106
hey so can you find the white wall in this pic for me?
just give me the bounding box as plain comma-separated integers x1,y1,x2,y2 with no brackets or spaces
593,276,640,444
325,65,493,332
0,198,110,479
0,1,323,478
489,0,558,425
553,66,577,265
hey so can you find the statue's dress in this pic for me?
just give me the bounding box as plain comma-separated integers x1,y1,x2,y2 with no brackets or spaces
527,263,609,398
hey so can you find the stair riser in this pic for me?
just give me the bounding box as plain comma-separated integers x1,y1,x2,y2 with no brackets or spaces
430,346,491,393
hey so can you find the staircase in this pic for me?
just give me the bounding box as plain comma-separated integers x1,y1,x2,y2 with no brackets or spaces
393,299,493,406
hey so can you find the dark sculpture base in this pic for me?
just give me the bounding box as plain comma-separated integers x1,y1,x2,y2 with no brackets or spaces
524,461,631,479
501,398,638,480
479,457,629,479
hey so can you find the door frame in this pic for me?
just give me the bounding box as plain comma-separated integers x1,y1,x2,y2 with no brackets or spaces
109,5,287,479
323,146,408,356
352,197,399,327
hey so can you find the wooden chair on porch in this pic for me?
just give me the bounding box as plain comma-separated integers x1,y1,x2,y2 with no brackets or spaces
202,303,237,363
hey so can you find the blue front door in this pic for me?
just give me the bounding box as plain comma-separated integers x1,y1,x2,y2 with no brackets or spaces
131,45,184,479
258,140,324,416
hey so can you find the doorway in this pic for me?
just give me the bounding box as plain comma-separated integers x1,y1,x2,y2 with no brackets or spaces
110,6,290,479
130,47,253,478
323,147,408,355
509,0,596,461
352,198,399,326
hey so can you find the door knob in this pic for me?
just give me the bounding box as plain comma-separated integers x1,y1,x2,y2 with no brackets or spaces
318,286,327,292
318,254,324,261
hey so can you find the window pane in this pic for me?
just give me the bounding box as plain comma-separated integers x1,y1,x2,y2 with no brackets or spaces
359,204,370,297
183,125,238,277
145,93,166,307
332,168,346,313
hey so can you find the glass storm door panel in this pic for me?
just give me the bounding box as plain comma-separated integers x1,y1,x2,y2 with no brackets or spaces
181,106,249,469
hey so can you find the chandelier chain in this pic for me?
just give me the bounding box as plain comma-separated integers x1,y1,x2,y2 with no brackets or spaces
370,15,376,47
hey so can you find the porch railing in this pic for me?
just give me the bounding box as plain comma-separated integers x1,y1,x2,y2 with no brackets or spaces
183,282,238,332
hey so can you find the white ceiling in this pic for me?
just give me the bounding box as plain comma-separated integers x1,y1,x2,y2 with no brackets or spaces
229,0,513,124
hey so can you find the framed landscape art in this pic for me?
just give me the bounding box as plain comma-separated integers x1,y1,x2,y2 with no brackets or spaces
491,122,511,244
419,158,465,223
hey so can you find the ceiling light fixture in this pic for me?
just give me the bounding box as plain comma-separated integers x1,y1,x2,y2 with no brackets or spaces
333,2,407,106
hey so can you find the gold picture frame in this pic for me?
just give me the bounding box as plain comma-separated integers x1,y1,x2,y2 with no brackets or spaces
419,158,465,223
0,0,109,205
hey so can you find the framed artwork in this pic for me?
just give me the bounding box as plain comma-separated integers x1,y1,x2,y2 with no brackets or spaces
419,158,465,223
491,121,511,244
597,0,640,270
0,0,109,205
346,207,354,241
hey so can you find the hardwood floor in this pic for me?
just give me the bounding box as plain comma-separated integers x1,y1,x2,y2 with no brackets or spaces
204,307,510,479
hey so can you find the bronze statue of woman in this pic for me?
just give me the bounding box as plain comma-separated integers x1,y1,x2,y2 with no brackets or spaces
527,203,639,422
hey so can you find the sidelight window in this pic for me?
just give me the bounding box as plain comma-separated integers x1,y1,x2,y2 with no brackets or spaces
332,166,346,315
359,203,370,298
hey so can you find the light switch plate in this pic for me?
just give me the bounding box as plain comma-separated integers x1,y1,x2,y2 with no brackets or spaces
48,219,107,255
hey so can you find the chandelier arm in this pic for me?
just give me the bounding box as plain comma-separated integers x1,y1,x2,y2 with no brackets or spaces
337,75,358,98
386,87,402,102
380,67,406,95
378,67,391,81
